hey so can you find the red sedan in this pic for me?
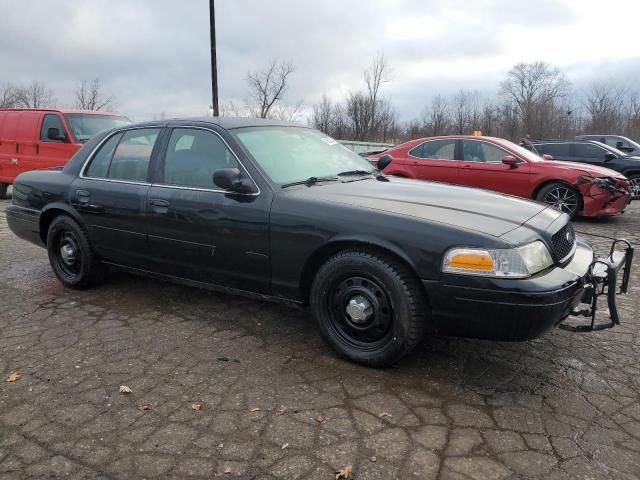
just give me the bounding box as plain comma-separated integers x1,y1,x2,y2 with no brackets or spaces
369,135,631,218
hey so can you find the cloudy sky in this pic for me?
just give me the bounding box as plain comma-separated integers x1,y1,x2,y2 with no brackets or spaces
1,0,639,122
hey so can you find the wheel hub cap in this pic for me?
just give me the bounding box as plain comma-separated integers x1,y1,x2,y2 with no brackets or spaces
60,243,76,265
345,295,373,324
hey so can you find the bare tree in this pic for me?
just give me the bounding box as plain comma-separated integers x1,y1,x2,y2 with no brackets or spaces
311,94,333,134
0,84,20,108
246,60,295,118
500,61,569,138
75,78,113,111
421,95,449,136
452,89,472,134
583,83,626,133
364,53,392,137
220,100,246,117
16,81,55,108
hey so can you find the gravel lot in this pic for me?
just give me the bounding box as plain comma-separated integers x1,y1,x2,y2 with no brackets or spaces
1,194,639,480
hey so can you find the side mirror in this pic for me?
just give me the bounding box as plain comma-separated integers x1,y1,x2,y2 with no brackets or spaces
47,127,66,142
502,156,519,168
604,152,616,161
213,168,255,194
542,154,554,161
377,154,393,171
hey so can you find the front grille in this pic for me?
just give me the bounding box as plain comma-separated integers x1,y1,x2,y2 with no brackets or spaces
551,222,576,262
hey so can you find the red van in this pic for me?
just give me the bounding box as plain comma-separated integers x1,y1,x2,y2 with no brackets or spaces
0,109,130,197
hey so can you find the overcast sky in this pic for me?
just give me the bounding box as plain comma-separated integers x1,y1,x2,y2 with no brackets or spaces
1,0,639,122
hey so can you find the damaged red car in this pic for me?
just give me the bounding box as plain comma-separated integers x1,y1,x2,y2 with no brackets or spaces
369,136,631,218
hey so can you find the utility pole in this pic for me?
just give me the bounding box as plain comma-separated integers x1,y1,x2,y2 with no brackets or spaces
209,0,219,116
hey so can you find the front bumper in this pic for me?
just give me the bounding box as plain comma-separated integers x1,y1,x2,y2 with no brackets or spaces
580,181,631,217
422,237,633,341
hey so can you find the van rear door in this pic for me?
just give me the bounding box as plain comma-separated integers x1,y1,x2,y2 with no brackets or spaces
0,111,21,183
9,111,42,180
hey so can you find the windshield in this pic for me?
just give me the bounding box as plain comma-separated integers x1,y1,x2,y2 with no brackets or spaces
499,138,546,162
234,127,377,184
64,114,132,143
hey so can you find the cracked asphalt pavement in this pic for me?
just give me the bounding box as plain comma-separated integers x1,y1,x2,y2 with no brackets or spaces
1,195,640,480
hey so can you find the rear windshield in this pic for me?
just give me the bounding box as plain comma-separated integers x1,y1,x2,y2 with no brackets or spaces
64,114,131,143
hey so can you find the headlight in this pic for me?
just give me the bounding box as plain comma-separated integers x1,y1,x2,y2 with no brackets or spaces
443,241,553,278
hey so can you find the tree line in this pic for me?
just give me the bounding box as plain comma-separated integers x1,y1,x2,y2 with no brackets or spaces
0,78,113,111
309,59,640,144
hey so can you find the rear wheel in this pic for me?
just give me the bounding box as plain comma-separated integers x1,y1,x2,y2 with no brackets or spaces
46,216,106,289
536,182,582,218
627,174,640,200
310,250,427,367
0,183,8,199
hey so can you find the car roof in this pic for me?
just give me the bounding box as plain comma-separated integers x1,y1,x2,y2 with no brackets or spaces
161,116,304,130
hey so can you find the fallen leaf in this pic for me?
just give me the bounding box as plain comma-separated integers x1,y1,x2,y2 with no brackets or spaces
6,370,22,382
335,464,353,479
138,404,152,411
281,443,289,450
192,403,204,411
276,409,286,416
377,412,392,418
223,467,233,474
315,415,325,424
119,385,132,394
250,407,260,412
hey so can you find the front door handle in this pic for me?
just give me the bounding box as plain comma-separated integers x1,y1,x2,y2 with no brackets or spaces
75,190,90,204
149,198,170,214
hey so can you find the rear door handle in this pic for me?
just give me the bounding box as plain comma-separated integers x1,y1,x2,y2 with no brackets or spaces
149,199,170,207
75,190,90,204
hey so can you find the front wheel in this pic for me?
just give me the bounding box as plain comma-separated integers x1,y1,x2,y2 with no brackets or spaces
627,174,640,200
536,182,582,218
310,250,428,367
46,215,106,289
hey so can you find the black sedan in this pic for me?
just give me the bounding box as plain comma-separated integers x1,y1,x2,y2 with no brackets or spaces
6,118,633,366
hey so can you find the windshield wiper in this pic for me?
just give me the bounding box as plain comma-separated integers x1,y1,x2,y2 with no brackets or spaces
281,176,340,189
337,170,375,177
338,169,389,182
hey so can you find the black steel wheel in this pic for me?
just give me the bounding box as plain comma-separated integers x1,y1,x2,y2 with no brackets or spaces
310,250,428,367
628,174,640,200
46,215,105,289
536,182,582,218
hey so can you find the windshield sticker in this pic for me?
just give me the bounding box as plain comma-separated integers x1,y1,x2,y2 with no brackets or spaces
320,137,338,146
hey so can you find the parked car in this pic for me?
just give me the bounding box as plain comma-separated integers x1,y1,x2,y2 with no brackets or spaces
6,119,633,366
368,135,631,219
0,108,130,198
576,134,640,155
531,139,640,199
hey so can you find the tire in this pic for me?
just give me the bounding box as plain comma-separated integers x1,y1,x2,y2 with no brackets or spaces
536,182,582,218
310,249,427,367
627,174,640,200
46,215,106,289
0,183,8,199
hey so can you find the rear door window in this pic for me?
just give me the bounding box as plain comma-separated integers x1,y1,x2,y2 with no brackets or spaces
83,128,160,182
85,133,123,178
539,143,571,157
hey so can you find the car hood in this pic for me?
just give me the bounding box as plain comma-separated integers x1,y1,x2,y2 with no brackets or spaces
284,177,558,238
548,160,626,179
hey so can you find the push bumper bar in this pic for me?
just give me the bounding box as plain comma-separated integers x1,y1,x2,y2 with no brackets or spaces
560,239,634,332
